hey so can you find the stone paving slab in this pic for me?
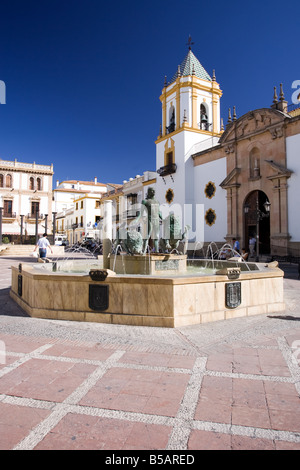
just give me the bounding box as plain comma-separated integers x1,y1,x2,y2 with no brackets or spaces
0,256,299,451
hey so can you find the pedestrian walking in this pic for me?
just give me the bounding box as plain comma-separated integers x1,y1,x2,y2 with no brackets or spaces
34,233,53,260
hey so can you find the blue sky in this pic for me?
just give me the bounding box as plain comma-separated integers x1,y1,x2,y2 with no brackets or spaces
0,0,298,187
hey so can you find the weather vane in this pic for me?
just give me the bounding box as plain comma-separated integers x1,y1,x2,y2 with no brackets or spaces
186,35,194,50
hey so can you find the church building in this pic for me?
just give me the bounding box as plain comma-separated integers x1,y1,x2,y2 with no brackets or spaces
155,44,300,257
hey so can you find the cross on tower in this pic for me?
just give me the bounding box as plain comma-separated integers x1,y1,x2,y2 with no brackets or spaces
186,35,194,50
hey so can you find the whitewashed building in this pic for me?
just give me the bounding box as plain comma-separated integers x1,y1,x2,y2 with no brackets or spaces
0,158,53,242
155,48,223,248
154,47,300,256
122,171,157,222
54,178,108,243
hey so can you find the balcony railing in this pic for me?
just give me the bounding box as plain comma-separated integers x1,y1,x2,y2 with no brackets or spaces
124,209,140,218
3,212,16,218
27,213,43,220
157,163,177,177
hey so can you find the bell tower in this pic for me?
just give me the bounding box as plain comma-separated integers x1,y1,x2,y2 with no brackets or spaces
155,40,223,228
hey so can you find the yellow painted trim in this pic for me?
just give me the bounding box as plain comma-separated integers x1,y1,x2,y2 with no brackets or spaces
176,87,180,130
159,80,222,102
155,128,222,144
164,138,175,166
143,178,157,186
192,90,197,129
74,194,102,202
100,194,123,201
161,89,167,137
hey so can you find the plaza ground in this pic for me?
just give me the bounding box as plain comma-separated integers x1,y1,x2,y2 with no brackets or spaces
0,255,299,450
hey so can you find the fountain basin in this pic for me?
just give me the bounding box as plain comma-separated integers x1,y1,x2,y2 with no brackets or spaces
111,253,188,275
10,259,285,328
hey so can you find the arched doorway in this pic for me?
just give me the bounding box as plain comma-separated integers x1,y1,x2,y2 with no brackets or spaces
244,190,271,257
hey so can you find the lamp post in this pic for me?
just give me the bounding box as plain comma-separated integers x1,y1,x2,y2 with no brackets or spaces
52,212,57,245
44,214,48,236
35,209,39,244
244,197,271,261
20,215,24,244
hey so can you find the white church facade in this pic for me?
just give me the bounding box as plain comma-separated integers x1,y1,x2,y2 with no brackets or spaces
154,47,227,251
154,47,300,257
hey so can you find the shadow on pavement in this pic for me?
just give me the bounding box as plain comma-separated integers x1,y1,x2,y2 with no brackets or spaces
268,315,300,321
0,288,29,317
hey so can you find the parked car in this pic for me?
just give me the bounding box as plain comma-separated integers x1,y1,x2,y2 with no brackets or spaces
55,235,68,246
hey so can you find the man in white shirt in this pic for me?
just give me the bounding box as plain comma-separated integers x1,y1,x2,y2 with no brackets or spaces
249,236,256,258
34,233,53,260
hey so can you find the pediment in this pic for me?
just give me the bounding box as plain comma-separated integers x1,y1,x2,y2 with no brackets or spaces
265,160,293,179
220,108,289,144
220,167,241,188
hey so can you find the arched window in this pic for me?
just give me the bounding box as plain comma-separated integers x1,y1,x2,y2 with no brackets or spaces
200,103,209,130
37,178,42,191
167,105,175,134
5,174,12,188
0,174,3,188
29,177,35,190
249,148,260,178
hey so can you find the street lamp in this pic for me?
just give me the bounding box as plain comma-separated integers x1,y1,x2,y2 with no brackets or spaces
244,198,271,261
263,200,271,213
20,215,24,244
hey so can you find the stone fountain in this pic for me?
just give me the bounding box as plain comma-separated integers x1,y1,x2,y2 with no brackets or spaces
10,188,285,327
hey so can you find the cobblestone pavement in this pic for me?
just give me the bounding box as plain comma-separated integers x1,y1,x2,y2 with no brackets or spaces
0,256,299,450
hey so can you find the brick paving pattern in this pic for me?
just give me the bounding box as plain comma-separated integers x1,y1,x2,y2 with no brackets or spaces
0,256,299,450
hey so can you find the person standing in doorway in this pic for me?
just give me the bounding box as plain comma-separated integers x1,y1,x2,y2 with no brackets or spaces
249,236,256,258
232,238,240,254
34,233,53,260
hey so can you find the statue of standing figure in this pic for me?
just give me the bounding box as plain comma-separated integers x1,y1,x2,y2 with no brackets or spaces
131,187,162,253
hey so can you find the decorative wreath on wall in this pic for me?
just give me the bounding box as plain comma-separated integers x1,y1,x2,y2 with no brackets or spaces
165,188,174,204
204,181,216,199
205,208,216,226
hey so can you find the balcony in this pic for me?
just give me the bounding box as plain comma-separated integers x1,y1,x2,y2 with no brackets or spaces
3,212,16,219
27,213,43,221
124,208,140,219
157,163,177,177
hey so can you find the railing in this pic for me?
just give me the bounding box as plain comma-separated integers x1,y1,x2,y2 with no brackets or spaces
71,222,83,229
124,209,140,218
157,163,177,177
3,212,16,218
0,159,53,171
27,213,43,220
